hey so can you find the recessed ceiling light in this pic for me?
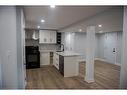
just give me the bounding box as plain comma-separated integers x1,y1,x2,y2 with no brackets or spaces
98,24,102,27
37,26,40,29
50,5,55,8
41,19,45,23
79,29,82,32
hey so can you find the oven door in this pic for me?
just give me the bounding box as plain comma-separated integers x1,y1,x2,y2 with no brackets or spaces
26,53,40,69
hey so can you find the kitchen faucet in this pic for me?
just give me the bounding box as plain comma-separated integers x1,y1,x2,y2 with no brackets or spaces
60,44,64,51
57,44,64,52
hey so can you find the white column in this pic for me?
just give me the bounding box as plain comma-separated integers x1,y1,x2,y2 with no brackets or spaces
120,7,127,88
85,26,95,83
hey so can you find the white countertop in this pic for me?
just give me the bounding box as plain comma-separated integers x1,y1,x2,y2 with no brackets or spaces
39,50,81,57
39,50,58,52
56,51,81,57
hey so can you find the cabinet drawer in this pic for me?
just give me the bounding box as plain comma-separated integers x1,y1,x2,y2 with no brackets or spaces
53,53,59,70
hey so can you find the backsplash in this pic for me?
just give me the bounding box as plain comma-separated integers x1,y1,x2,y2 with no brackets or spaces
25,39,39,46
39,44,60,51
25,39,60,51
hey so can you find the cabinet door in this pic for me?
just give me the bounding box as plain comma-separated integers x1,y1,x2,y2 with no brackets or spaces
50,31,56,43
53,53,56,66
39,30,56,44
40,52,50,65
44,31,50,43
55,54,59,69
39,30,50,43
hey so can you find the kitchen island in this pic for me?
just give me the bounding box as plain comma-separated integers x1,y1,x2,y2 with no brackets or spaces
53,51,80,77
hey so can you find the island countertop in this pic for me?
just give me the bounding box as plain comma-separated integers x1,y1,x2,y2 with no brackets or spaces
56,51,81,57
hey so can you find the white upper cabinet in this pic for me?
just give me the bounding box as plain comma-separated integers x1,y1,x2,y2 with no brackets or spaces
50,31,56,43
39,30,56,44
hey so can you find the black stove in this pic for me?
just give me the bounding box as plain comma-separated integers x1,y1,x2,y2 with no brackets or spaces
25,46,40,69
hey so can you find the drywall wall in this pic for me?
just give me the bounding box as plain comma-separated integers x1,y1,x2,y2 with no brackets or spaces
0,56,2,88
117,32,123,64
0,6,25,89
62,32,75,51
16,7,25,89
61,31,122,64
72,32,87,61
61,32,98,61
0,6,18,88
0,24,2,88
120,6,127,88
97,31,122,65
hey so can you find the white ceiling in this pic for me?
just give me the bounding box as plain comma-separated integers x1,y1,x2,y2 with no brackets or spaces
24,6,113,30
59,7,123,33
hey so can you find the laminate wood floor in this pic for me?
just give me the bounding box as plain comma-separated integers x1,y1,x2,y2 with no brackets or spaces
26,60,120,89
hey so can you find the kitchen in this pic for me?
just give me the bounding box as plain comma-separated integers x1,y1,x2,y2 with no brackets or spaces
24,6,123,89
25,28,80,77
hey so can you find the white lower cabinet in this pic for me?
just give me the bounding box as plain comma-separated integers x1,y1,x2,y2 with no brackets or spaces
53,52,79,77
40,52,50,66
53,53,59,70
64,56,79,77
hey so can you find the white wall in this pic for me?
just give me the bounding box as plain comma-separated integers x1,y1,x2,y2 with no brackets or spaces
0,6,25,89
0,6,18,89
120,6,127,88
16,7,26,89
61,32,98,61
98,31,122,65
62,32,75,51
61,31,122,65
0,56,2,88
73,32,87,61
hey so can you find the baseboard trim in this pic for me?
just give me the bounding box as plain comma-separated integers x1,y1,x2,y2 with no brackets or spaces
95,58,106,62
40,64,51,67
115,63,121,66
84,77,95,83
95,58,121,66
78,59,86,62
